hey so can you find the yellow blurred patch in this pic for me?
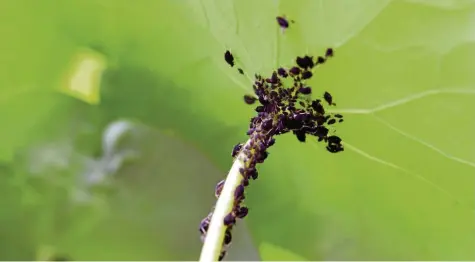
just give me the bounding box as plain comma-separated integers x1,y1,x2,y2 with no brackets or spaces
59,49,106,104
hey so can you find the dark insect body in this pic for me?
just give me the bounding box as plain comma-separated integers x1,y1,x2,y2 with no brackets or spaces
317,56,326,64
224,50,235,67
301,71,313,79
224,229,233,245
237,68,244,74
298,86,312,95
234,184,245,201
244,95,257,105
215,180,225,198
232,143,243,157
323,91,335,106
223,213,236,226
296,56,314,69
235,206,249,218
276,16,289,29
326,135,344,153
276,16,295,30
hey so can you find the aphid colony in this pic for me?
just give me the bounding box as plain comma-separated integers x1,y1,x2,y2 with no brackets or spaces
201,15,345,261
235,48,344,151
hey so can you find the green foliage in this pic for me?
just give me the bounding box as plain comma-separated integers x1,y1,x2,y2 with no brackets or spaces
1,0,474,260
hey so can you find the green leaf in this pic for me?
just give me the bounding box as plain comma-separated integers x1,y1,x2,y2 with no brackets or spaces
2,0,474,261
184,0,475,260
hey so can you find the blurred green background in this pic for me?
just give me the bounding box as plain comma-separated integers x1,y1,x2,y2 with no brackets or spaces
1,0,474,260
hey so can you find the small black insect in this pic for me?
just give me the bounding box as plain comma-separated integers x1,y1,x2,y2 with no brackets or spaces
294,130,306,142
215,180,225,198
235,206,249,219
237,68,244,74
224,50,235,67
224,228,233,245
277,67,288,77
323,91,335,106
327,119,336,125
296,56,314,69
255,105,265,112
339,119,344,123
276,16,289,29
316,56,326,64
298,86,312,95
261,119,273,130
234,184,245,201
325,48,334,57
199,216,211,234
301,71,313,80
334,114,343,118
232,143,243,157
326,135,344,153
315,126,329,139
311,100,325,115
243,94,257,105
267,138,275,147
223,213,236,226
247,167,258,180
289,66,300,76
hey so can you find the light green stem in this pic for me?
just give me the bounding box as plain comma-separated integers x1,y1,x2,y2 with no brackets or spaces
199,139,251,262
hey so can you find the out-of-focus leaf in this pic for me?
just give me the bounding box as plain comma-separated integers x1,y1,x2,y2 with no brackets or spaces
1,0,474,261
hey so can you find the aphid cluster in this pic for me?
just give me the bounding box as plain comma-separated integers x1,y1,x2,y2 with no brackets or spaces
238,49,344,151
200,16,345,261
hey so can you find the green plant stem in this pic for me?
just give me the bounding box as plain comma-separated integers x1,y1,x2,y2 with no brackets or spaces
199,139,251,262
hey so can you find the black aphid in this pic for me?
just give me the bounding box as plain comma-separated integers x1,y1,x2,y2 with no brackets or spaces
296,56,314,69
223,213,236,226
301,71,313,80
232,143,243,157
224,50,235,67
244,94,257,105
326,135,344,153
323,91,335,105
325,48,334,57
234,184,245,201
237,68,244,74
334,114,343,118
294,130,306,142
199,215,211,234
247,168,258,180
339,119,344,123
327,119,336,125
315,126,329,140
224,228,233,245
311,100,325,115
316,56,325,64
276,16,289,29
215,180,225,198
289,66,301,76
235,206,249,218
277,67,288,78
298,86,312,95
